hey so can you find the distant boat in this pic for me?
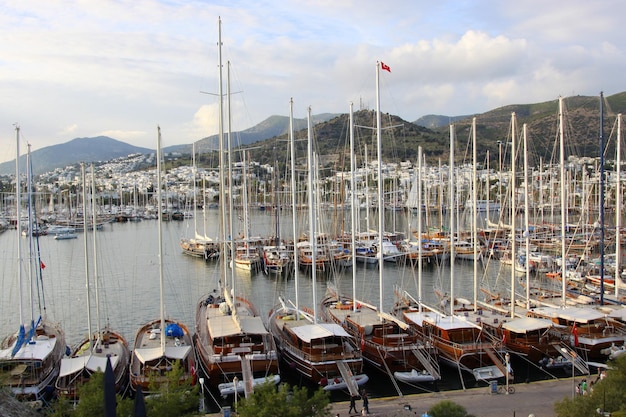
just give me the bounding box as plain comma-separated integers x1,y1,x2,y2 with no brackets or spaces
54,232,77,240
46,225,76,236
464,199,500,212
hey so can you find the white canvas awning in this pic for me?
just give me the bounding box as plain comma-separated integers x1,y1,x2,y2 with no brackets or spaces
502,317,553,334
239,317,269,335
208,315,241,339
164,345,192,360
59,357,89,377
59,355,121,377
134,347,164,363
291,323,351,344
86,355,120,372
533,306,605,323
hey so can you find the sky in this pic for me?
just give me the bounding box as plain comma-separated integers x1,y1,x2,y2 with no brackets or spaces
1,0,624,163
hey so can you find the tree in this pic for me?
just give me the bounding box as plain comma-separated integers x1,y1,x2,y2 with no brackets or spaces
236,381,331,417
554,355,626,417
145,360,199,417
427,399,476,417
48,371,133,417
47,361,196,417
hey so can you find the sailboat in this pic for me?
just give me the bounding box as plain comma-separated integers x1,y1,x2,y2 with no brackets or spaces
0,129,66,403
233,151,263,272
524,97,626,362
129,126,196,394
321,63,439,390
180,143,218,260
56,164,130,400
395,119,510,385
193,18,279,398
268,102,367,393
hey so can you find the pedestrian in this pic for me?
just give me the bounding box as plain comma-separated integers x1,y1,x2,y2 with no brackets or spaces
362,391,369,415
581,379,587,396
349,394,359,414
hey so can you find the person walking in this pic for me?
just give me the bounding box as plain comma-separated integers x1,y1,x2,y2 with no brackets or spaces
362,391,369,415
349,394,359,415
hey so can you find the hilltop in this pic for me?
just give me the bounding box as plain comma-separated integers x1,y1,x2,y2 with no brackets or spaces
2,92,624,176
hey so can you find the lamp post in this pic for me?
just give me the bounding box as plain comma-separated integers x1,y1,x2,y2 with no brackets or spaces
199,377,206,413
505,352,510,394
233,376,239,411
561,347,575,398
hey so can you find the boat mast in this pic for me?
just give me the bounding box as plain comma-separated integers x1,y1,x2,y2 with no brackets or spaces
559,97,567,304
156,126,165,355
523,125,531,308
418,146,423,312
471,117,478,310
192,143,198,237
376,61,384,314
307,106,318,322
616,114,622,298
510,112,516,318
91,164,102,337
350,103,357,312
289,98,300,313
449,124,455,315
15,125,25,332
81,164,93,345
217,17,226,259
599,92,605,304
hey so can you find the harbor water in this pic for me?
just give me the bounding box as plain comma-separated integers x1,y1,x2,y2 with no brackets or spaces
0,207,571,407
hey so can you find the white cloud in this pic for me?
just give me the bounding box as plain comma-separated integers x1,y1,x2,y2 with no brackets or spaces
0,0,624,162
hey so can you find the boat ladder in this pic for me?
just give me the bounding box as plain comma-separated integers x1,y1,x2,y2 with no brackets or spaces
336,360,359,397
484,347,511,378
241,356,254,398
377,346,403,397
411,346,440,380
558,343,589,375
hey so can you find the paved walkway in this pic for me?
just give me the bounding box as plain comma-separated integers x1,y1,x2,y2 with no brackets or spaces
204,378,574,417
329,378,573,417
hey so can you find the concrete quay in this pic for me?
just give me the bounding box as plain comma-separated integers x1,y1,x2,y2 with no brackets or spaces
327,378,573,417
204,378,574,417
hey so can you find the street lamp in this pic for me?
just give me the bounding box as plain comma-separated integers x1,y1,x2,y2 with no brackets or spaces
505,352,510,394
199,377,206,413
233,376,239,411
561,347,576,398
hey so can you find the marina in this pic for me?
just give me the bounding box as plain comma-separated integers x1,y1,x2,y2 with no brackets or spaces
1,206,623,406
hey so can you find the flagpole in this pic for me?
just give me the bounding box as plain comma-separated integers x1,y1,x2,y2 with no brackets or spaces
376,61,383,315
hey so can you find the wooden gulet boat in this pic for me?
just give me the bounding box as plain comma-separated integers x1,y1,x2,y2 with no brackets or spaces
129,127,196,394
321,289,439,384
56,164,130,400
195,289,279,396
526,306,626,361
395,291,509,383
0,134,66,404
268,297,367,391
193,20,279,398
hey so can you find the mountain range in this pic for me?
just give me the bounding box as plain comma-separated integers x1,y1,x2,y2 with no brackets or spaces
2,92,624,176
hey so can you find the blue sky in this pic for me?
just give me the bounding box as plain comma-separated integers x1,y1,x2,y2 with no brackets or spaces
1,0,623,163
